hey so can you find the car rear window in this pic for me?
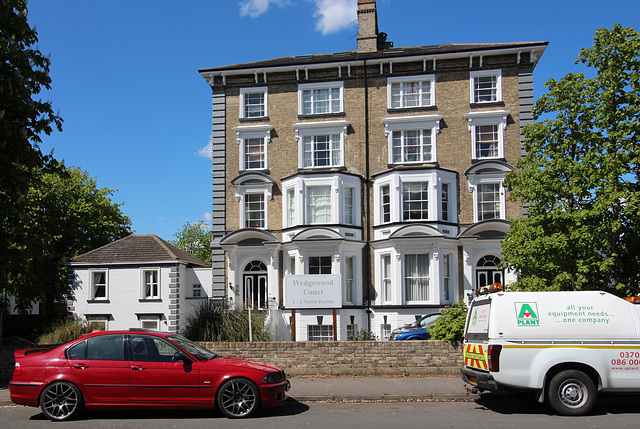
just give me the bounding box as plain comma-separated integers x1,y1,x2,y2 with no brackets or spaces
465,298,491,341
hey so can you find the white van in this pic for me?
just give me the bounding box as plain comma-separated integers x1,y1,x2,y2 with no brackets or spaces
461,289,640,415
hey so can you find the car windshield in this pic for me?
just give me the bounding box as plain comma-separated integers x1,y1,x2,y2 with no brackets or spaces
167,335,220,361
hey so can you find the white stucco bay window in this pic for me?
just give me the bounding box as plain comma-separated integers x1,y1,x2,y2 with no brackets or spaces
373,170,457,228
293,120,349,169
465,111,509,160
282,173,361,229
387,74,436,109
382,115,442,165
233,124,273,171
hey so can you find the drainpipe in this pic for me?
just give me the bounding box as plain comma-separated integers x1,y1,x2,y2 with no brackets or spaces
363,58,372,332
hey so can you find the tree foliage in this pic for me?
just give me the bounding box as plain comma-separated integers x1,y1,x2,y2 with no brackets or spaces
428,301,467,344
502,25,640,295
170,221,212,264
8,165,132,314
1,0,63,300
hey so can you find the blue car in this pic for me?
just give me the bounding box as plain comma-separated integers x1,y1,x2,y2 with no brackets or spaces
389,313,442,340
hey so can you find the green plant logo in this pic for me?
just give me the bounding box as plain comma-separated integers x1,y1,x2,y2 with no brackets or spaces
515,302,540,326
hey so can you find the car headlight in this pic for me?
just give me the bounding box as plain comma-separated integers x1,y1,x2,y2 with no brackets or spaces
263,372,283,383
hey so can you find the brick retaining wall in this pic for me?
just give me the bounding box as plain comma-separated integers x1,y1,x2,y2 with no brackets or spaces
202,341,464,376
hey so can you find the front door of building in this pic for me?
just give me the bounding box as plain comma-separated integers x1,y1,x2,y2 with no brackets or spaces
243,260,267,310
476,255,503,289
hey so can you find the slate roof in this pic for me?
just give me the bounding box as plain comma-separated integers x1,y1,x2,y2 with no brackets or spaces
69,234,209,267
199,41,548,73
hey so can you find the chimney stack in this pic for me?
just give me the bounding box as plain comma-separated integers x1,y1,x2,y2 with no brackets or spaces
357,0,379,53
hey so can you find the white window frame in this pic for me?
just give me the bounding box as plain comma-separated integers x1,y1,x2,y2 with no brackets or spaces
344,255,356,304
402,181,430,221
440,181,453,222
239,87,268,119
404,253,430,303
305,186,332,224
282,174,360,228
298,81,344,115
442,253,454,303
308,324,334,341
381,254,392,303
89,269,108,301
344,187,355,225
191,284,203,298
238,188,270,229
285,186,296,228
141,268,160,300
382,115,442,165
470,69,502,104
465,111,509,160
293,121,349,169
473,180,506,222
387,74,436,109
139,315,161,330
243,191,266,229
233,125,273,171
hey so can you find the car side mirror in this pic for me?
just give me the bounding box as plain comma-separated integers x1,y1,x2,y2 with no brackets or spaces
173,351,192,363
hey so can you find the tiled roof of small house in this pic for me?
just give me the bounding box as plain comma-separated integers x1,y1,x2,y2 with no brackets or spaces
69,234,209,267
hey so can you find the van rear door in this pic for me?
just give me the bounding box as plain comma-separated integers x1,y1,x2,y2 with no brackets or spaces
464,297,492,371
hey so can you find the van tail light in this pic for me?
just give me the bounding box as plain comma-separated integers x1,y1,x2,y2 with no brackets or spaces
488,345,502,372
14,362,22,376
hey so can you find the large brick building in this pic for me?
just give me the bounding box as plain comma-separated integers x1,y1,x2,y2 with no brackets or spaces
199,0,546,341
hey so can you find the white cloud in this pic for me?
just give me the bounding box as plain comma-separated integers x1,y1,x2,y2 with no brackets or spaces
239,0,292,18
203,212,213,223
313,0,357,35
197,136,212,159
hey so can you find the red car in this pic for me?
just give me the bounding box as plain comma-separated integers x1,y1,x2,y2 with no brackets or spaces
9,329,290,420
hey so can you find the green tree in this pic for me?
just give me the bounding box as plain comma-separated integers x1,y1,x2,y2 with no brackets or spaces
502,25,640,295
170,221,212,264
429,301,467,344
8,165,132,316
1,0,63,342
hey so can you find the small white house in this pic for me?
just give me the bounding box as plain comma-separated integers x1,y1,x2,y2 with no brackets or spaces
67,234,212,332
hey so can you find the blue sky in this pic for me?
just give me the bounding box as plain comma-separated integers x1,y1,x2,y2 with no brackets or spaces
27,0,639,241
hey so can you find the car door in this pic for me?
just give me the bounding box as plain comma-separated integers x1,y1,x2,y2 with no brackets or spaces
67,334,130,403
128,334,200,405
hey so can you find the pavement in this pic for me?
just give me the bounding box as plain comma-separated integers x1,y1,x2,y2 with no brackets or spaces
0,376,475,406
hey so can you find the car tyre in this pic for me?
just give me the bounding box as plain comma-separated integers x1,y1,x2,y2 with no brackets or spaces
217,378,260,418
40,381,84,421
547,370,596,416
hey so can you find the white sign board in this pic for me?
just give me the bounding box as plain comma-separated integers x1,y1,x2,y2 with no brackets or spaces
284,275,342,309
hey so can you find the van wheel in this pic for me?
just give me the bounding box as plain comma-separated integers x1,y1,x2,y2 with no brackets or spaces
547,370,596,416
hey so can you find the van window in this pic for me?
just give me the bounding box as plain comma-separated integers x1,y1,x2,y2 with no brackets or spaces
465,298,491,341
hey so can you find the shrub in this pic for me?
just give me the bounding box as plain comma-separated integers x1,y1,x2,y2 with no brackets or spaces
182,300,271,342
37,317,103,345
428,301,468,344
348,329,378,341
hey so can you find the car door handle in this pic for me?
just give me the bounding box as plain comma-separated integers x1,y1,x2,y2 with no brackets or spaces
131,365,146,371
73,364,88,369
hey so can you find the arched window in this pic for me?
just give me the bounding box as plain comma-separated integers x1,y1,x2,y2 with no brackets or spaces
476,255,503,289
